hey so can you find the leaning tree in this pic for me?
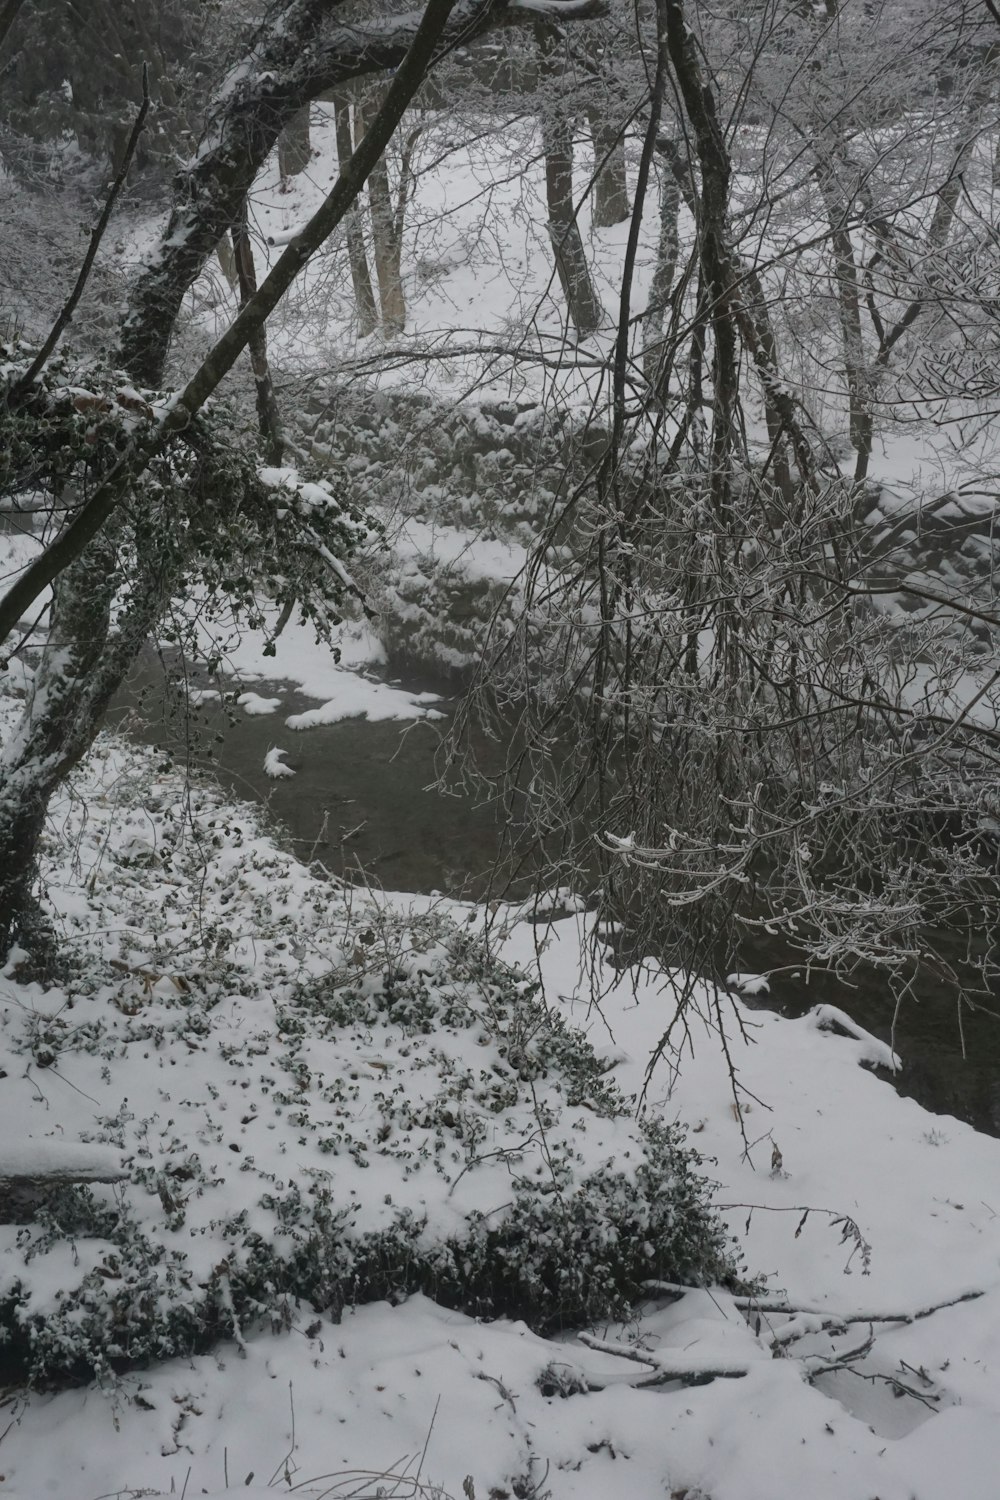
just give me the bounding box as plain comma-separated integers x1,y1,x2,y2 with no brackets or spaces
0,0,602,959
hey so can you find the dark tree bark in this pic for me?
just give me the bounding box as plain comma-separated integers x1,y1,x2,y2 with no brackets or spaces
278,105,313,178
333,92,379,335
642,148,681,391
653,15,812,509
587,106,629,227
232,201,285,465
813,149,874,470
537,24,603,336
662,0,737,511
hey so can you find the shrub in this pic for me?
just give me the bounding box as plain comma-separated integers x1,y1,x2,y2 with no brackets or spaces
0,911,745,1386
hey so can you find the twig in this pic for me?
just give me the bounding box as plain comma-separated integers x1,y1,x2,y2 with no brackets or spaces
267,1381,297,1487
13,65,151,396
803,1328,876,1373
415,1395,440,1485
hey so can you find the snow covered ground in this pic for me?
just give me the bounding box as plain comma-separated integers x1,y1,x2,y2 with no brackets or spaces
0,702,998,1500
3,73,1000,1500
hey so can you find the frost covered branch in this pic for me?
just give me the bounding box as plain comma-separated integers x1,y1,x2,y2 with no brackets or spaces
642,1281,984,1334
577,1332,750,1386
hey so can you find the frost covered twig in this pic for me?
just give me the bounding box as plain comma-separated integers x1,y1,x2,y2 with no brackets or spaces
707,1201,875,1275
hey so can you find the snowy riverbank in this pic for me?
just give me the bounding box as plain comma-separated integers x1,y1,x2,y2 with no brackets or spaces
0,712,997,1500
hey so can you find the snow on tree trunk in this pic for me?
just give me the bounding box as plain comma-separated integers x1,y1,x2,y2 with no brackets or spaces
0,538,168,961
333,91,380,335
359,86,407,336
642,152,681,391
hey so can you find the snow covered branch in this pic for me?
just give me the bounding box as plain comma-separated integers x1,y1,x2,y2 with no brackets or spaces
642,1281,985,1334
577,1332,751,1386
0,1140,127,1222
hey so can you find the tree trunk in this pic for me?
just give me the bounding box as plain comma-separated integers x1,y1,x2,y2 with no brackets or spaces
278,105,312,178
0,508,187,963
232,202,285,465
587,106,629,226
333,91,380,336
537,26,603,337
358,86,407,335
642,152,681,391
0,794,52,963
0,543,116,958
814,154,874,472
216,233,239,289
662,0,737,512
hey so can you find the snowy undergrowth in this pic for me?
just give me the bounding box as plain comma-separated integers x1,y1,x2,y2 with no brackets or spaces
3,712,1000,1497
0,700,740,1387
2,826,1000,1500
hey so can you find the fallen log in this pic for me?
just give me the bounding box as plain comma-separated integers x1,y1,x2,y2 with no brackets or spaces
0,1140,127,1222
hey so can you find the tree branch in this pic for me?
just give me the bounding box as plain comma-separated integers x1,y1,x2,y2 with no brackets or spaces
0,0,464,648
120,0,606,386
642,1280,984,1326
578,1332,750,1386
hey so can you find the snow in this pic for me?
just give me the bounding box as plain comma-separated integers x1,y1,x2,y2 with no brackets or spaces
237,691,282,716
284,674,445,727
0,709,998,1498
726,971,770,997
809,1003,901,1073
191,607,445,726
0,1138,125,1181
262,745,295,778
395,516,527,585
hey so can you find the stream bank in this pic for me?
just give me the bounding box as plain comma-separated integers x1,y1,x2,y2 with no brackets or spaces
110,652,1000,1138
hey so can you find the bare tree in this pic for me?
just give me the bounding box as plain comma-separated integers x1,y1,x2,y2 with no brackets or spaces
333,90,379,335
449,0,1000,1056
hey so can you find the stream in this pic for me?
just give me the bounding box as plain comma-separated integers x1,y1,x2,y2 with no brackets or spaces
111,653,1000,1139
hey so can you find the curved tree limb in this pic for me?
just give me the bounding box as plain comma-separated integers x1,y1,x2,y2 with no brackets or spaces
120,0,607,385
577,1332,750,1386
0,0,465,648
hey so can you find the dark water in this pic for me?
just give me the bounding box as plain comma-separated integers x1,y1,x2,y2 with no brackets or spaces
110,654,1000,1137
110,653,518,901
730,938,1000,1137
